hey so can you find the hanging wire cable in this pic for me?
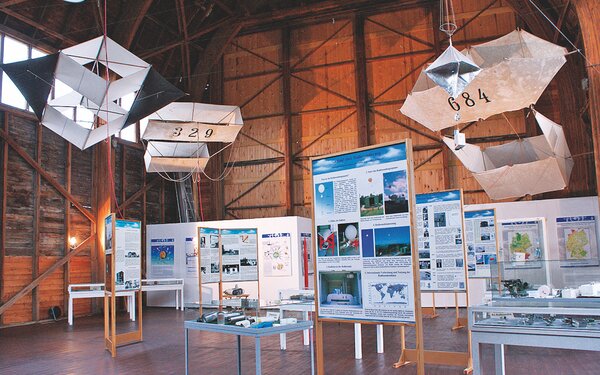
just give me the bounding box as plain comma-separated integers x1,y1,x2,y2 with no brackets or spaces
440,0,458,44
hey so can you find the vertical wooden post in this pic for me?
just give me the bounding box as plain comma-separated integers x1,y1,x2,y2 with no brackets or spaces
121,145,126,218
282,27,295,217
574,0,600,199
32,123,42,321
1,112,8,326
142,164,147,280
160,179,165,223
208,58,225,221
63,143,72,315
353,14,370,147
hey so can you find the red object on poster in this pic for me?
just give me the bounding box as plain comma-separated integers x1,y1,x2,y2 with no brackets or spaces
303,237,309,288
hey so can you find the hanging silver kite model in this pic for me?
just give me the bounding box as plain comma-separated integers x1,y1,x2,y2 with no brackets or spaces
142,102,243,173
0,36,184,150
443,111,574,200
401,30,567,131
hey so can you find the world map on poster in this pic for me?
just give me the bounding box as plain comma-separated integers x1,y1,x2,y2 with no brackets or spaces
565,228,591,259
369,282,408,304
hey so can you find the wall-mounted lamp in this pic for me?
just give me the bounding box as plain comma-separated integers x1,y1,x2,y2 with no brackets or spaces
69,236,77,249
64,0,86,3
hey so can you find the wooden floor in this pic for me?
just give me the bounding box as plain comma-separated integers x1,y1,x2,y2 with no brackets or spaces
1,307,600,374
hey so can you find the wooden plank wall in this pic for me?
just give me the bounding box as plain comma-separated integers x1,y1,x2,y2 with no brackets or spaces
0,108,180,326
220,0,593,218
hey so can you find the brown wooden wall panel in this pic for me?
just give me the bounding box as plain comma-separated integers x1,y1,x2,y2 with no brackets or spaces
224,73,283,118
38,256,64,317
290,20,354,69
5,116,35,256
2,256,32,324
223,30,281,79
69,256,92,317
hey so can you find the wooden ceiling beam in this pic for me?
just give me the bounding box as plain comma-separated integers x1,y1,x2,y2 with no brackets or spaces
0,1,31,8
110,0,153,49
0,7,77,46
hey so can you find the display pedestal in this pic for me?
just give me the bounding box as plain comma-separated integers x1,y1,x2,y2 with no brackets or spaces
104,290,143,357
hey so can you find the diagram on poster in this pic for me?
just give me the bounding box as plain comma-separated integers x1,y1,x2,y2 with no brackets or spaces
185,237,198,277
557,216,599,267
312,142,417,323
150,238,175,278
105,215,113,255
115,220,141,291
199,227,220,283
500,219,545,269
465,210,498,278
262,233,292,277
221,228,258,282
416,190,466,291
300,233,313,276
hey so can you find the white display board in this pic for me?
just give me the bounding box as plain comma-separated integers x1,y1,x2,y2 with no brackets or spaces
465,209,499,279
416,190,467,291
220,228,258,282
262,233,292,277
556,216,599,267
312,142,417,323
198,227,220,283
146,216,312,308
114,219,141,291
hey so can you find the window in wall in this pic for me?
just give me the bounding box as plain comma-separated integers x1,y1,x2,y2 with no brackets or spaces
117,92,138,142
1,36,29,109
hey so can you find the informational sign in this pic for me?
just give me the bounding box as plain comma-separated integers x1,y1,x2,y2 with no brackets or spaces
150,238,175,278
105,215,113,255
185,237,198,277
262,233,292,277
312,142,417,323
557,216,599,267
220,228,258,282
465,209,498,278
500,219,545,269
114,220,141,291
300,232,313,276
415,190,466,291
198,227,220,284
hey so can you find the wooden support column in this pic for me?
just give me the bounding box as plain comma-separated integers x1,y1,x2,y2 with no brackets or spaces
121,145,126,218
94,140,113,287
63,143,71,315
574,0,600,197
32,124,42,321
1,112,8,326
282,27,295,216
208,58,225,221
160,179,165,223
353,14,370,147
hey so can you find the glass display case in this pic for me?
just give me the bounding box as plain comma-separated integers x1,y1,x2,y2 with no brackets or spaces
489,259,600,300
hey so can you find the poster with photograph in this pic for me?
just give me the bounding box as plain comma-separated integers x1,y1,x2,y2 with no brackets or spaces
220,228,258,282
500,219,545,269
557,216,599,267
150,238,175,278
465,210,498,278
114,220,141,291
262,233,292,277
105,215,113,255
198,227,220,284
416,190,466,291
300,233,313,276
312,142,416,323
185,237,198,277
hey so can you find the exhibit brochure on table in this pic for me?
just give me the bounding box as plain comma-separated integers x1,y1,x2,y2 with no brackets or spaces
465,210,498,278
262,233,292,277
312,142,416,323
114,220,141,291
500,219,546,269
415,191,466,291
150,238,175,278
220,229,259,282
556,216,599,267
199,227,220,283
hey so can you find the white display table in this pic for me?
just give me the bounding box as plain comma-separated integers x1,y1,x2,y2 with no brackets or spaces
141,278,184,311
67,283,135,325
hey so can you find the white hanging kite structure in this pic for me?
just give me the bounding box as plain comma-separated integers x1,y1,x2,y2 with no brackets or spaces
401,30,568,131
443,111,574,200
142,102,243,173
0,36,184,150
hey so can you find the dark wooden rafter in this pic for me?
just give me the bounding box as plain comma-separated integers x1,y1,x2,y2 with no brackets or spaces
370,108,441,143
0,235,94,316
239,132,285,156
353,14,370,147
282,27,294,216
0,129,95,224
415,149,443,170
293,110,357,157
120,176,161,212
230,41,282,68
1,113,8,324
175,0,192,93
31,123,41,321
213,0,235,16
110,0,153,49
239,73,283,109
145,15,204,54
225,163,285,209
366,18,434,48
553,0,571,43
291,20,351,70
291,73,356,103
372,55,434,102
0,7,77,46
190,23,243,100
